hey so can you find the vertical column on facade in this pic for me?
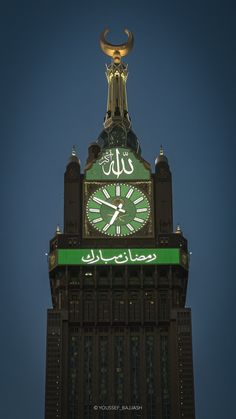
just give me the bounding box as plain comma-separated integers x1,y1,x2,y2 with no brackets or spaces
45,310,63,419
61,311,69,419
124,327,131,417
93,332,99,412
109,329,115,409
169,309,195,419
145,328,156,418
130,332,141,418
140,328,147,417
114,332,125,419
83,333,93,418
160,330,171,419
68,329,79,419
155,330,162,418
98,333,109,417
169,311,179,419
176,309,195,419
78,329,84,418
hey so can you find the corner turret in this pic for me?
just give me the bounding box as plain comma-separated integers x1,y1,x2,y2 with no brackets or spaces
64,146,81,234
155,146,173,234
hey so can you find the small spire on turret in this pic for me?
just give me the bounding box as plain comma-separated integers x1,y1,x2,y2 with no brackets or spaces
155,145,168,165
175,224,182,234
72,145,76,156
67,145,80,165
56,225,62,235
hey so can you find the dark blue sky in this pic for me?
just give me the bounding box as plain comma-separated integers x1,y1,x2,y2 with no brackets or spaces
1,1,235,418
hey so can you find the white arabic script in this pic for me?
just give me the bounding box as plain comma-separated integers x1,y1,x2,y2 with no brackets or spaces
81,249,157,265
99,149,134,178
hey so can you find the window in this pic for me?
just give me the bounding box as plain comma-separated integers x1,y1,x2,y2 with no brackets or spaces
113,294,125,322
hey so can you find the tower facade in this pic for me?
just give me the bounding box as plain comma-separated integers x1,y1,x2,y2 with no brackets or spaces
45,30,195,419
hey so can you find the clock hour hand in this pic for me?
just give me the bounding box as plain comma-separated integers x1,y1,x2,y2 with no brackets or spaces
109,209,120,225
93,197,125,213
109,203,124,225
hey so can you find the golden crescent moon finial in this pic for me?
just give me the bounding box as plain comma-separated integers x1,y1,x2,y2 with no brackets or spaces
100,28,134,63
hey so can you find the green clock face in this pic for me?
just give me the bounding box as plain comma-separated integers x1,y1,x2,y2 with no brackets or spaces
86,183,150,237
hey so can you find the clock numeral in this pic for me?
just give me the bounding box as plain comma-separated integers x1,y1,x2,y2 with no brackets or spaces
126,188,134,199
116,226,121,235
103,223,110,232
102,189,110,199
116,185,121,196
93,217,103,224
134,217,145,223
89,208,100,213
127,223,134,232
136,208,147,213
133,196,144,205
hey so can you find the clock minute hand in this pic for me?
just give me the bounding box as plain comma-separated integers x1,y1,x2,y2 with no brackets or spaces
109,203,124,225
93,197,125,213
93,196,116,209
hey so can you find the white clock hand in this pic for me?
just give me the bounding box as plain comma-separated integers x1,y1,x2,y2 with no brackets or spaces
93,197,125,213
109,203,124,225
109,209,120,225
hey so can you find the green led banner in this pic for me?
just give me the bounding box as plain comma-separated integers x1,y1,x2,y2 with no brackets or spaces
49,248,185,268
85,147,151,181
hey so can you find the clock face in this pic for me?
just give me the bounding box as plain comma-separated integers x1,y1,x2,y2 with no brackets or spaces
86,183,150,237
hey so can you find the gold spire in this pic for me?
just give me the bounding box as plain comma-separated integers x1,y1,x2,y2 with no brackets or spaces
100,28,133,64
100,29,133,130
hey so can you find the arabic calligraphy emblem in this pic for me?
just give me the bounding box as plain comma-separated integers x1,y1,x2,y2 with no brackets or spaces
99,148,134,178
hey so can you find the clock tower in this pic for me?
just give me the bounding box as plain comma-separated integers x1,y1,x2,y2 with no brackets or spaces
45,30,195,419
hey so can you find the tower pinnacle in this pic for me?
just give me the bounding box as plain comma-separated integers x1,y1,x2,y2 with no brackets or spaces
56,225,61,235
97,29,140,154
71,145,76,156
175,224,183,234
100,28,133,130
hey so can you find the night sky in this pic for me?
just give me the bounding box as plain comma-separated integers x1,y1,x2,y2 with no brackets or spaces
1,1,235,418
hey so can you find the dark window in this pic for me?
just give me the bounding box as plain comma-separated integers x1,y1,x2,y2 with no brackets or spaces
113,295,125,322
129,298,140,322
98,299,110,322
144,294,155,322
84,296,94,322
